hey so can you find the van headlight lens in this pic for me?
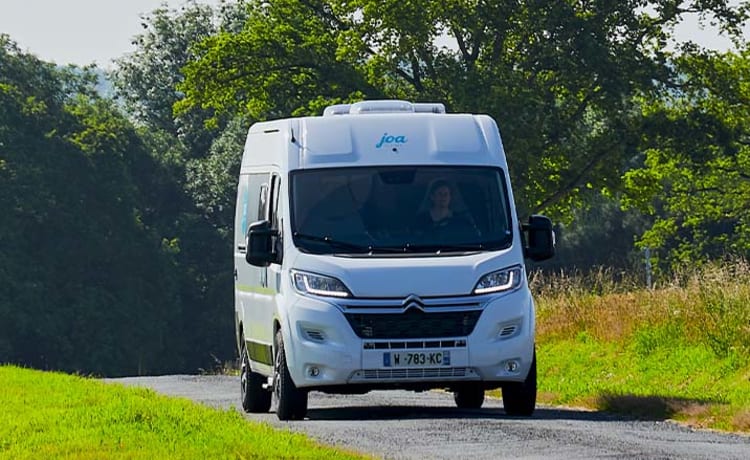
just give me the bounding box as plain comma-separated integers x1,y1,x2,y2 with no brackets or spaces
292,270,351,298
473,266,523,295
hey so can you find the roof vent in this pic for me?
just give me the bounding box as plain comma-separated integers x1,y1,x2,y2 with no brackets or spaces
349,100,414,114
413,103,446,114
323,104,351,116
323,100,447,116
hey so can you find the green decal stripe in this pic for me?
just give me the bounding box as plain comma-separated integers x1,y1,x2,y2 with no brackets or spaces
246,340,273,366
236,284,275,295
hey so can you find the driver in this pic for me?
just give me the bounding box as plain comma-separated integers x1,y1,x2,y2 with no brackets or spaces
413,180,478,237
414,179,453,230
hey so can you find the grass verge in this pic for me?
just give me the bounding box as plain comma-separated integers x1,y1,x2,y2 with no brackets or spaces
0,365,366,459
526,262,750,433
534,338,750,432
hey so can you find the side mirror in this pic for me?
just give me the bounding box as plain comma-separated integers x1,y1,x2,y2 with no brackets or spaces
246,220,277,267
522,215,555,262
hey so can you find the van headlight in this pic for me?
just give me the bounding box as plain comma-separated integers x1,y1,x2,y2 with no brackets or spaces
292,270,351,298
473,265,523,295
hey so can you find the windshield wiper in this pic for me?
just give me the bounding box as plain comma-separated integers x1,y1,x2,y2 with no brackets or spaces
293,232,372,252
365,243,485,254
365,245,420,254
293,233,486,255
405,243,486,253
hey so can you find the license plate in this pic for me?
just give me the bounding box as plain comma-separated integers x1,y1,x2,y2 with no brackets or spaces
383,350,450,367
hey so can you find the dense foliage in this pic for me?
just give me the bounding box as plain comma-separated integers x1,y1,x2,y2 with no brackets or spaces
623,49,750,268
1,0,749,375
176,0,748,220
0,35,231,376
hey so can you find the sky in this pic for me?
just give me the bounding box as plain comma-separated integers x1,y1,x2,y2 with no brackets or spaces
0,0,747,69
0,0,221,67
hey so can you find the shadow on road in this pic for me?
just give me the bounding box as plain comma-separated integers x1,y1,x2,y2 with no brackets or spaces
305,405,632,422
304,392,726,424
595,393,724,421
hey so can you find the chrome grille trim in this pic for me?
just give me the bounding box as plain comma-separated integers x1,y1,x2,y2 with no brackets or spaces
364,339,467,350
361,367,469,380
335,293,492,314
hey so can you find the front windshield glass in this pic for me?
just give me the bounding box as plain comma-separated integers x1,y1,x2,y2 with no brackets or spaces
290,166,513,255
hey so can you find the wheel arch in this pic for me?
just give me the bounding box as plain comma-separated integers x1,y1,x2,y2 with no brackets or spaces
236,318,244,355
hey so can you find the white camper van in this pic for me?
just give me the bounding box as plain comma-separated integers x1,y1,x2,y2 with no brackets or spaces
234,100,554,420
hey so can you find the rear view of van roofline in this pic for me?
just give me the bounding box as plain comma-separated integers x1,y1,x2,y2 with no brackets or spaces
234,100,555,420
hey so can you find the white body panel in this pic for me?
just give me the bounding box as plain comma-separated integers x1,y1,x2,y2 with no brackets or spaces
234,101,535,391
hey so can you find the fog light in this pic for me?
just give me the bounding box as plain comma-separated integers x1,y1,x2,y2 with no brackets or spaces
505,360,519,373
308,366,320,377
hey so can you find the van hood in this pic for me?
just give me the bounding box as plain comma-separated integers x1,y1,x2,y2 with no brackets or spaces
289,249,521,298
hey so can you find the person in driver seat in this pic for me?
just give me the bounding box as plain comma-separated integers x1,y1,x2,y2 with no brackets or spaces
413,179,478,237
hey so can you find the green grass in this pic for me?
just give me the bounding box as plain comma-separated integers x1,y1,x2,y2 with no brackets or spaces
524,262,750,433
0,366,366,459
534,337,750,432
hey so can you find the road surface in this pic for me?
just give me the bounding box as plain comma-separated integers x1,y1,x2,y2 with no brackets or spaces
110,375,750,459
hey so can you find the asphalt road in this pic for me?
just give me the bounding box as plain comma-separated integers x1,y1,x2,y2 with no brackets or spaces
110,375,750,459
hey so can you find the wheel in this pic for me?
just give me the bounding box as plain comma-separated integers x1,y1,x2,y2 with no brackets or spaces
240,341,272,413
501,350,537,416
454,384,485,409
274,330,308,420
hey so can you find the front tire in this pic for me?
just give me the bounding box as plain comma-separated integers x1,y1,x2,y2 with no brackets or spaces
501,351,537,416
274,330,308,421
240,341,272,413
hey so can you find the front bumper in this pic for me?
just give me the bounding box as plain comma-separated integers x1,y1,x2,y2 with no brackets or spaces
282,289,536,390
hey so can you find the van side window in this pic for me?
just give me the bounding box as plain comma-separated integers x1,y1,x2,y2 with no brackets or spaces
269,174,281,230
258,183,269,221
234,175,250,249
268,174,283,260
246,172,268,222
235,173,268,250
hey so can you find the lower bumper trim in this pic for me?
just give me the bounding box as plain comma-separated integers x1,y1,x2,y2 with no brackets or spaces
350,367,477,382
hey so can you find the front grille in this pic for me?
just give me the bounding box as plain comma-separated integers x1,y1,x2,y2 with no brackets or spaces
364,339,466,350
362,367,468,380
344,308,482,339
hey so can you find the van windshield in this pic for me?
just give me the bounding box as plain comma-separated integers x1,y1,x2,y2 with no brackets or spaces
290,166,513,255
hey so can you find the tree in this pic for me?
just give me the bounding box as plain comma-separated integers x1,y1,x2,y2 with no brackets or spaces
623,48,750,266
186,116,248,231
111,0,226,159
0,36,187,375
177,0,749,221
544,194,651,271
175,0,382,122
111,2,246,371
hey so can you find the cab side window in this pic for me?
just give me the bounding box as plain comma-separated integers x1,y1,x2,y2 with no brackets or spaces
246,173,269,232
269,174,281,230
234,175,250,250
257,183,269,222
268,174,283,260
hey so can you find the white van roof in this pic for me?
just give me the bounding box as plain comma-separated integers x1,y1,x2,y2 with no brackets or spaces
243,100,507,171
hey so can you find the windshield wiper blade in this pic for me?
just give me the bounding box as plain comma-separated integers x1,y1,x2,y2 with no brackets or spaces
293,233,485,254
293,232,372,252
367,243,484,254
406,243,485,253
361,243,419,254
